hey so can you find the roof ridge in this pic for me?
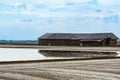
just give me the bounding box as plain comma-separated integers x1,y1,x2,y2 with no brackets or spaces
39,33,118,39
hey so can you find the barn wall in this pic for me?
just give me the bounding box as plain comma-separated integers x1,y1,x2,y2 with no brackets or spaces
109,39,117,46
39,39,80,46
81,41,103,46
39,39,117,46
101,39,117,46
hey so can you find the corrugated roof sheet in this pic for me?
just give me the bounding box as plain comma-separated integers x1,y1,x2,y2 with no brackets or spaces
39,33,118,40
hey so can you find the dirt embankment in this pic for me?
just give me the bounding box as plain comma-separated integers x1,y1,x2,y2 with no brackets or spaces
0,44,120,52
0,59,120,80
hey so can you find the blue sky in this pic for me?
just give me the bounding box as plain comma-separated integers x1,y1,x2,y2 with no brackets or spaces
0,0,120,40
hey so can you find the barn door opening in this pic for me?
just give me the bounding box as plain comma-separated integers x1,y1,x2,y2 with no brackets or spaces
106,38,111,46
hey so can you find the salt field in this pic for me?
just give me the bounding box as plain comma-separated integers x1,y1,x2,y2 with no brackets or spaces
0,48,120,79
0,48,45,61
0,48,120,62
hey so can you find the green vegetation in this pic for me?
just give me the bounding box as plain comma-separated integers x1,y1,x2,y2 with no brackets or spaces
0,40,38,45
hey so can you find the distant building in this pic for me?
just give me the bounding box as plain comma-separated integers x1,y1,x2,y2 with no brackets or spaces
38,33,119,46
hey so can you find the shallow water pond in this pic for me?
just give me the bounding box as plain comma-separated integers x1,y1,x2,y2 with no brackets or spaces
0,48,119,62
0,48,45,61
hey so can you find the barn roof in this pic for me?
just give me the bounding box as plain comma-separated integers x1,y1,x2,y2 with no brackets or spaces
39,33,119,40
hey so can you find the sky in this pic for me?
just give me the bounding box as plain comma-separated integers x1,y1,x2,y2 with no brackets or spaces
0,0,120,40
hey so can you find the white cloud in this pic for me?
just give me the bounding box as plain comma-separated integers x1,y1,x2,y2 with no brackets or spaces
0,0,118,19
0,0,120,40
68,0,91,3
98,0,120,6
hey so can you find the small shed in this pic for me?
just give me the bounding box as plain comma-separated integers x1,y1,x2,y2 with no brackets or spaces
38,33,119,46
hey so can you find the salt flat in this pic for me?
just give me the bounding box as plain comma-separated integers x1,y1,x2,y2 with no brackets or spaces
0,59,120,80
0,45,120,80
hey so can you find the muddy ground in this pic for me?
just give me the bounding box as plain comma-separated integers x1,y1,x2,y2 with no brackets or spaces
0,59,120,80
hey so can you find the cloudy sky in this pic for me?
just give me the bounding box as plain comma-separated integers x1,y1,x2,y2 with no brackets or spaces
0,0,120,40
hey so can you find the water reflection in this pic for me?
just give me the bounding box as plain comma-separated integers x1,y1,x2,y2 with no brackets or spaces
39,50,118,58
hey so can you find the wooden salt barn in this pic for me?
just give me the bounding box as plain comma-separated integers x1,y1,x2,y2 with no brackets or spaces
39,33,118,46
